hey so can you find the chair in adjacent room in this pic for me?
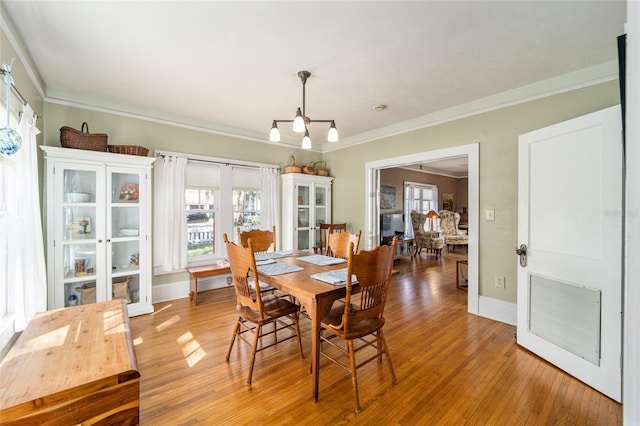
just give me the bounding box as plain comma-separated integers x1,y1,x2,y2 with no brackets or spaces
223,234,303,385
237,225,276,252
326,229,362,259
319,237,398,412
313,222,347,255
410,211,444,258
438,210,468,252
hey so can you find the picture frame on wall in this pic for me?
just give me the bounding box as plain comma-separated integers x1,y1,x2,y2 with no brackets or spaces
442,193,454,211
380,185,396,210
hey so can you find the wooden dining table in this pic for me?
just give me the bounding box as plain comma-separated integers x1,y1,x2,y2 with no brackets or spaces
256,252,349,402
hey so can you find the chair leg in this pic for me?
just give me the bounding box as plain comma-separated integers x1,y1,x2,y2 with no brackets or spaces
225,316,241,361
347,339,361,413
378,329,397,385
247,323,262,385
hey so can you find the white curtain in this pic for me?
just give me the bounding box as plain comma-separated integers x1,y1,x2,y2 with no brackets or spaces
12,105,47,330
153,155,187,272
404,183,420,238
260,166,280,236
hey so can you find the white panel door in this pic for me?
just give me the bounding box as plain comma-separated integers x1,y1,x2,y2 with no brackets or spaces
517,105,622,402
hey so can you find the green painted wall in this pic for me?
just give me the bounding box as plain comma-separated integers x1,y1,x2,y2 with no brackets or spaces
325,81,620,303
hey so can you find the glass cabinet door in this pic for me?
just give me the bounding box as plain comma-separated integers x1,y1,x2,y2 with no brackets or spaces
296,185,311,251
109,170,144,306
314,186,327,245
58,166,103,308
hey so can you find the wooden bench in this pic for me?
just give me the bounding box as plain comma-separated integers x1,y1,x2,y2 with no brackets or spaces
187,263,231,306
0,300,140,425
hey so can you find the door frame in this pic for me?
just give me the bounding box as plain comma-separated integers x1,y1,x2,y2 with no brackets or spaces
365,143,479,314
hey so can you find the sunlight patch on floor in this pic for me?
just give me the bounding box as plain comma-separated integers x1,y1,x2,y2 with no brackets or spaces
156,315,181,332
178,331,206,367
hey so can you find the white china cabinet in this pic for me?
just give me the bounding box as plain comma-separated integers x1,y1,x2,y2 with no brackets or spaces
281,173,333,252
41,146,155,316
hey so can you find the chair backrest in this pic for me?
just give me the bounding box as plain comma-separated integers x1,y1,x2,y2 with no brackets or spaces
237,225,276,252
223,233,266,316
327,230,361,259
337,237,397,332
410,211,427,236
317,223,347,255
438,210,460,236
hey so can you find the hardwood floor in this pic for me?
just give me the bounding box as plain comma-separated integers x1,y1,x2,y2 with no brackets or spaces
131,250,621,425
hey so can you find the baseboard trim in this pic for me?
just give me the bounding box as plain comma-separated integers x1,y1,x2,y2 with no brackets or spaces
152,274,232,304
478,296,517,326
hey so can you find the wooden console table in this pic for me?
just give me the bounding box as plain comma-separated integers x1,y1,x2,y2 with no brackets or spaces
0,300,140,425
187,263,231,306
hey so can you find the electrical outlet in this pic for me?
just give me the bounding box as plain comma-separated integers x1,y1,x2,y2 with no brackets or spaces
495,276,505,289
226,276,233,285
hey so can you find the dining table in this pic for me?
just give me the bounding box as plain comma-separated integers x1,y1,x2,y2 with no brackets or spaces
255,251,351,402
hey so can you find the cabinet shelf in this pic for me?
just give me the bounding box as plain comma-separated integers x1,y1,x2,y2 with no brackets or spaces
63,274,97,283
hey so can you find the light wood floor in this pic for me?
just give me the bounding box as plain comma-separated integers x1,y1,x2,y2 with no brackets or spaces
130,250,622,425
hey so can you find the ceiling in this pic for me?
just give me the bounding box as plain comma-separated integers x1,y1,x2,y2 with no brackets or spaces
2,1,627,172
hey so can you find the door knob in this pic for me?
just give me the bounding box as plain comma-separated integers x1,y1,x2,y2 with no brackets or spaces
515,243,527,267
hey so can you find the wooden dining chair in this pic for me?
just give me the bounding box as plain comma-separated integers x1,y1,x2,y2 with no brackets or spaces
237,225,276,252
319,237,398,412
313,223,347,255
223,233,303,385
326,229,361,259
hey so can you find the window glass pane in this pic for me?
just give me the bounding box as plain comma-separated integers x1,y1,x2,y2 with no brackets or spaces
186,188,215,258
233,189,261,231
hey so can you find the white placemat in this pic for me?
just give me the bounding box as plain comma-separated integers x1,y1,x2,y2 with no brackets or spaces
311,268,358,285
297,254,347,266
256,261,304,276
254,251,296,261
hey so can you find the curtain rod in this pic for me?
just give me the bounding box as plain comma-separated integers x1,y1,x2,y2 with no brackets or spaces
0,68,39,121
154,150,280,171
0,68,27,105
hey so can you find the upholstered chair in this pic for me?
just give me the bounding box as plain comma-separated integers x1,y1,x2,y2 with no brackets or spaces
410,211,444,257
438,210,468,252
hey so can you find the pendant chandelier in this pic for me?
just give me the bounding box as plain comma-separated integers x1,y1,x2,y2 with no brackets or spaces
269,70,338,149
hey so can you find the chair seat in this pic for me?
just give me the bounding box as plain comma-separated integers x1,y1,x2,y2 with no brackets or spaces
322,305,386,340
238,295,300,323
445,235,468,245
427,237,445,249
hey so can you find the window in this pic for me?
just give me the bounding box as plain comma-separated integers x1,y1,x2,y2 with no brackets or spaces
186,188,217,259
0,160,9,320
183,160,262,265
185,162,219,264
155,150,277,272
230,167,262,243
233,189,261,232
404,181,438,236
